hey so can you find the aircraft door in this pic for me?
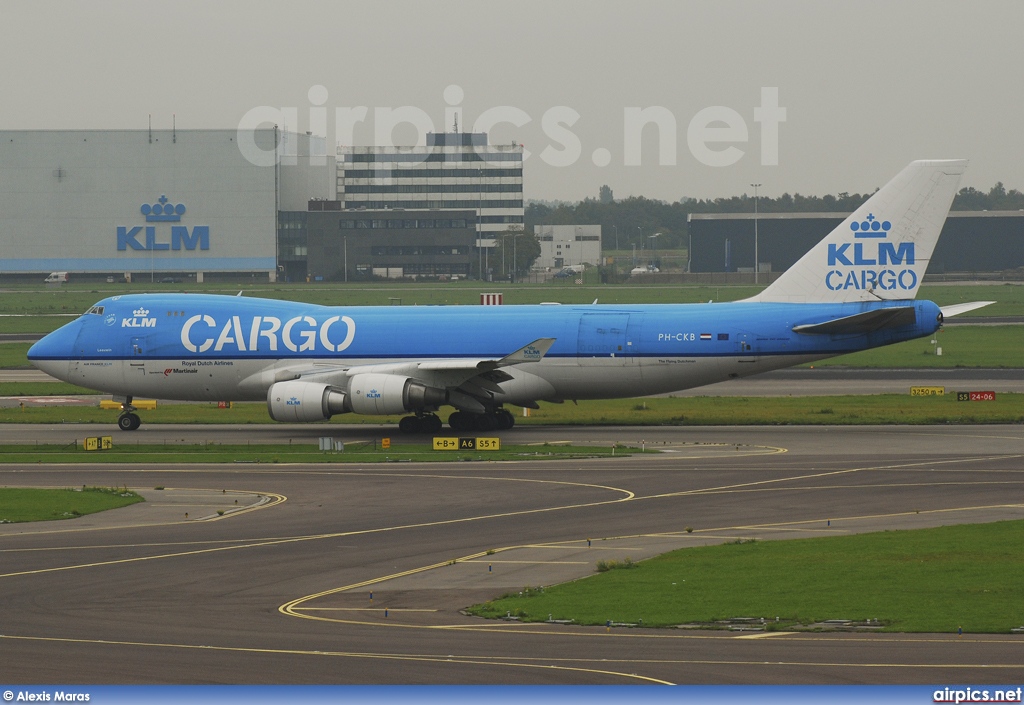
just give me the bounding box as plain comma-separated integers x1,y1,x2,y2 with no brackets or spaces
736,332,758,364
577,313,634,366
128,335,147,380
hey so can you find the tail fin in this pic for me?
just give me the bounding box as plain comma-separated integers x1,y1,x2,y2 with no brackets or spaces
752,160,967,303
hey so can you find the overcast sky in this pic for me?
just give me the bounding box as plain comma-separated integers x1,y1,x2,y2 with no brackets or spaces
3,0,1022,202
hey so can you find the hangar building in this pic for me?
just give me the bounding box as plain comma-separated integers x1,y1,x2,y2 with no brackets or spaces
687,211,1024,275
0,128,332,282
279,206,476,282
534,224,602,270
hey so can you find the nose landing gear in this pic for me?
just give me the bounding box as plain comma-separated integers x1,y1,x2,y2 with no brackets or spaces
116,396,141,431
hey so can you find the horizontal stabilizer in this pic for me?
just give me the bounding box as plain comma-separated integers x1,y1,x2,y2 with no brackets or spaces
940,301,996,318
792,307,917,335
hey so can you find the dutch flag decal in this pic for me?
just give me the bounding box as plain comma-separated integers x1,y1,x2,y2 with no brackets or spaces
700,333,712,340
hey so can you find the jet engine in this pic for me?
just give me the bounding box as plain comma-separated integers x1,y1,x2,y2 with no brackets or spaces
347,373,448,415
267,380,349,422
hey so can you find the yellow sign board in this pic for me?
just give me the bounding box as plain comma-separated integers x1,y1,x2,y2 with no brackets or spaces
433,437,501,451
381,438,391,450
83,436,113,451
910,386,945,396
475,437,501,450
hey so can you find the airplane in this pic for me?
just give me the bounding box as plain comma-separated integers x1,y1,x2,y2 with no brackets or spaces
28,160,993,434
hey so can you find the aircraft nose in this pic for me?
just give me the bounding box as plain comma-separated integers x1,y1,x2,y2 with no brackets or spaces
27,325,78,381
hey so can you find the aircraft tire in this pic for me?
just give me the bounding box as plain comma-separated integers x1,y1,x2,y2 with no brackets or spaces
473,413,497,432
448,411,469,432
117,413,141,432
497,409,515,430
423,414,443,434
398,416,421,434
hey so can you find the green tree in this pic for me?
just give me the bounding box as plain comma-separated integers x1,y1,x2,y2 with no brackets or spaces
498,227,540,281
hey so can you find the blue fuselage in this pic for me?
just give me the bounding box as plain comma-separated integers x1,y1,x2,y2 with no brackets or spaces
28,293,942,404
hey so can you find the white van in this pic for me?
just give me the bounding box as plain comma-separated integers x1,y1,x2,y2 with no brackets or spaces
44,271,69,284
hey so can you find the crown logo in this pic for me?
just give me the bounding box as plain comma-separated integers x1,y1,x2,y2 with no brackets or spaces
140,195,186,222
850,213,892,238
133,308,150,317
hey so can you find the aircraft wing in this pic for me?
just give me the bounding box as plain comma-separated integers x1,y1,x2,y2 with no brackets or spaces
281,338,557,410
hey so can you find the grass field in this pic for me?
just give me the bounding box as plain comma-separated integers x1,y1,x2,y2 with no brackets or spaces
0,382,95,396
0,442,629,464
0,393,1021,427
467,520,1024,633
0,486,144,523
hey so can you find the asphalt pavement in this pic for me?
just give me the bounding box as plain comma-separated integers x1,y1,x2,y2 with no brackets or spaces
1,424,1022,684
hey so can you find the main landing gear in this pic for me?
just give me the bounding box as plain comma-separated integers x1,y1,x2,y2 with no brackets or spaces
447,409,515,432
396,409,516,434
117,396,141,432
397,413,443,435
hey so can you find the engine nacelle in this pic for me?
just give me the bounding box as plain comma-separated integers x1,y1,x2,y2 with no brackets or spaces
267,380,348,423
347,373,447,415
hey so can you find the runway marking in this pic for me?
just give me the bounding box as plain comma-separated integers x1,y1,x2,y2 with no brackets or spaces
0,469,634,540
2,631,1020,681
0,478,636,579
722,503,1024,533
901,430,1024,443
301,608,439,612
733,631,795,639
281,497,1024,634
638,454,1024,502
7,445,1024,663
0,488,286,537
0,633,674,685
466,560,590,565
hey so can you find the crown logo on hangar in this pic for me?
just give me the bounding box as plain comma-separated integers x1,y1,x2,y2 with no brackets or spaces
141,195,186,223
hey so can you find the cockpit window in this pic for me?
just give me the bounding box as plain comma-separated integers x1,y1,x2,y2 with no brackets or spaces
84,306,105,315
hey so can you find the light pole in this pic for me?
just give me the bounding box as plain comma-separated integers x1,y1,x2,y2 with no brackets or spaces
751,183,762,285
512,230,517,283
648,233,662,270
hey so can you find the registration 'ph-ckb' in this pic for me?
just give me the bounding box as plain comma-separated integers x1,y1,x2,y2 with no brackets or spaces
825,214,917,291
